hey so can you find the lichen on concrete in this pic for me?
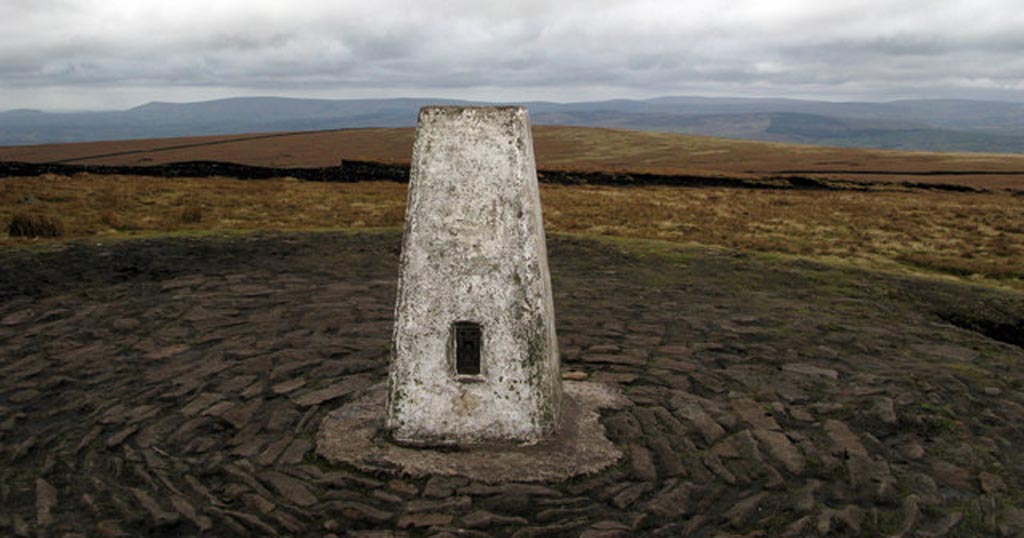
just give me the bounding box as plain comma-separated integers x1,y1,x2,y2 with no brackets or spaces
386,106,561,445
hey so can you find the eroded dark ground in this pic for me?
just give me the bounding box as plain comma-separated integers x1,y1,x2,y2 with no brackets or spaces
1,231,1023,537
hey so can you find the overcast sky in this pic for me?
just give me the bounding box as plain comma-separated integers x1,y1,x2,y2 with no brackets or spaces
2,0,1024,110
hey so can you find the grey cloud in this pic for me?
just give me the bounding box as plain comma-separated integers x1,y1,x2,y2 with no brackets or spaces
1,0,1023,109
1,0,76,14
859,35,954,56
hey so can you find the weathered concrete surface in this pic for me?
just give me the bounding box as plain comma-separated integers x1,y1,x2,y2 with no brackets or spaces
387,106,560,445
319,381,627,482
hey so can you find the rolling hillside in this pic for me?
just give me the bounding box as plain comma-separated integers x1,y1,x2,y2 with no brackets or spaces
4,96,1024,153
3,125,1024,190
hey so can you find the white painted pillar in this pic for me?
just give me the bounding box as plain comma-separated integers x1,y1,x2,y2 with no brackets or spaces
386,106,560,445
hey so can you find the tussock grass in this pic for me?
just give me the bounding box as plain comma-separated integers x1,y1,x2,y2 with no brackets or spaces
2,173,1022,289
540,185,1024,285
0,174,406,240
6,211,64,238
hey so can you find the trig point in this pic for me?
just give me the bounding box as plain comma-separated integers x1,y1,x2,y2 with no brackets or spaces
317,105,627,482
386,106,561,445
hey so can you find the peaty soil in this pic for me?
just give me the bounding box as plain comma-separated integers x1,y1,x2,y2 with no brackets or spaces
1,231,1024,537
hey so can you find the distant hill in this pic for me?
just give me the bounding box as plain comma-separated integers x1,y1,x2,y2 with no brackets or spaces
6,125,1024,191
3,96,1024,153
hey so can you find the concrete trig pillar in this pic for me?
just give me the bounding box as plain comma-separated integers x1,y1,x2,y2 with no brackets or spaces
386,106,560,445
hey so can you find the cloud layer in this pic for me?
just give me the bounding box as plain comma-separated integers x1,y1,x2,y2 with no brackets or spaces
2,0,1024,109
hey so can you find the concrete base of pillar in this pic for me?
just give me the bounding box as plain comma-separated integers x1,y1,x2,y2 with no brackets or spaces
317,381,629,483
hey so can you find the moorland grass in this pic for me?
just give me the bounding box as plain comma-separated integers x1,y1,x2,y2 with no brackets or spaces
5,125,1024,189
1,173,1022,289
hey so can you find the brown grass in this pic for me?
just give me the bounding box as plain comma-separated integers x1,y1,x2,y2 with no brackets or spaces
541,185,1024,284
6,211,64,238
2,173,1022,289
0,174,407,239
4,126,1024,189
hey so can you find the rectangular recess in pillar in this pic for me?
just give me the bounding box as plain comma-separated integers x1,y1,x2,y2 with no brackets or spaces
453,322,482,377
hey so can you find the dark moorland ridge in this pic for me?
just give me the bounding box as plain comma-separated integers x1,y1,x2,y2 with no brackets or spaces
5,95,1024,152
0,159,992,193
1,231,1023,536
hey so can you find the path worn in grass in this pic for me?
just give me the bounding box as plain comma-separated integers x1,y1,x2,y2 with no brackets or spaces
1,231,1023,536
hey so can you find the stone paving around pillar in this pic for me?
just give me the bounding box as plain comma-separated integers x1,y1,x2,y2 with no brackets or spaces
1,231,1023,537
